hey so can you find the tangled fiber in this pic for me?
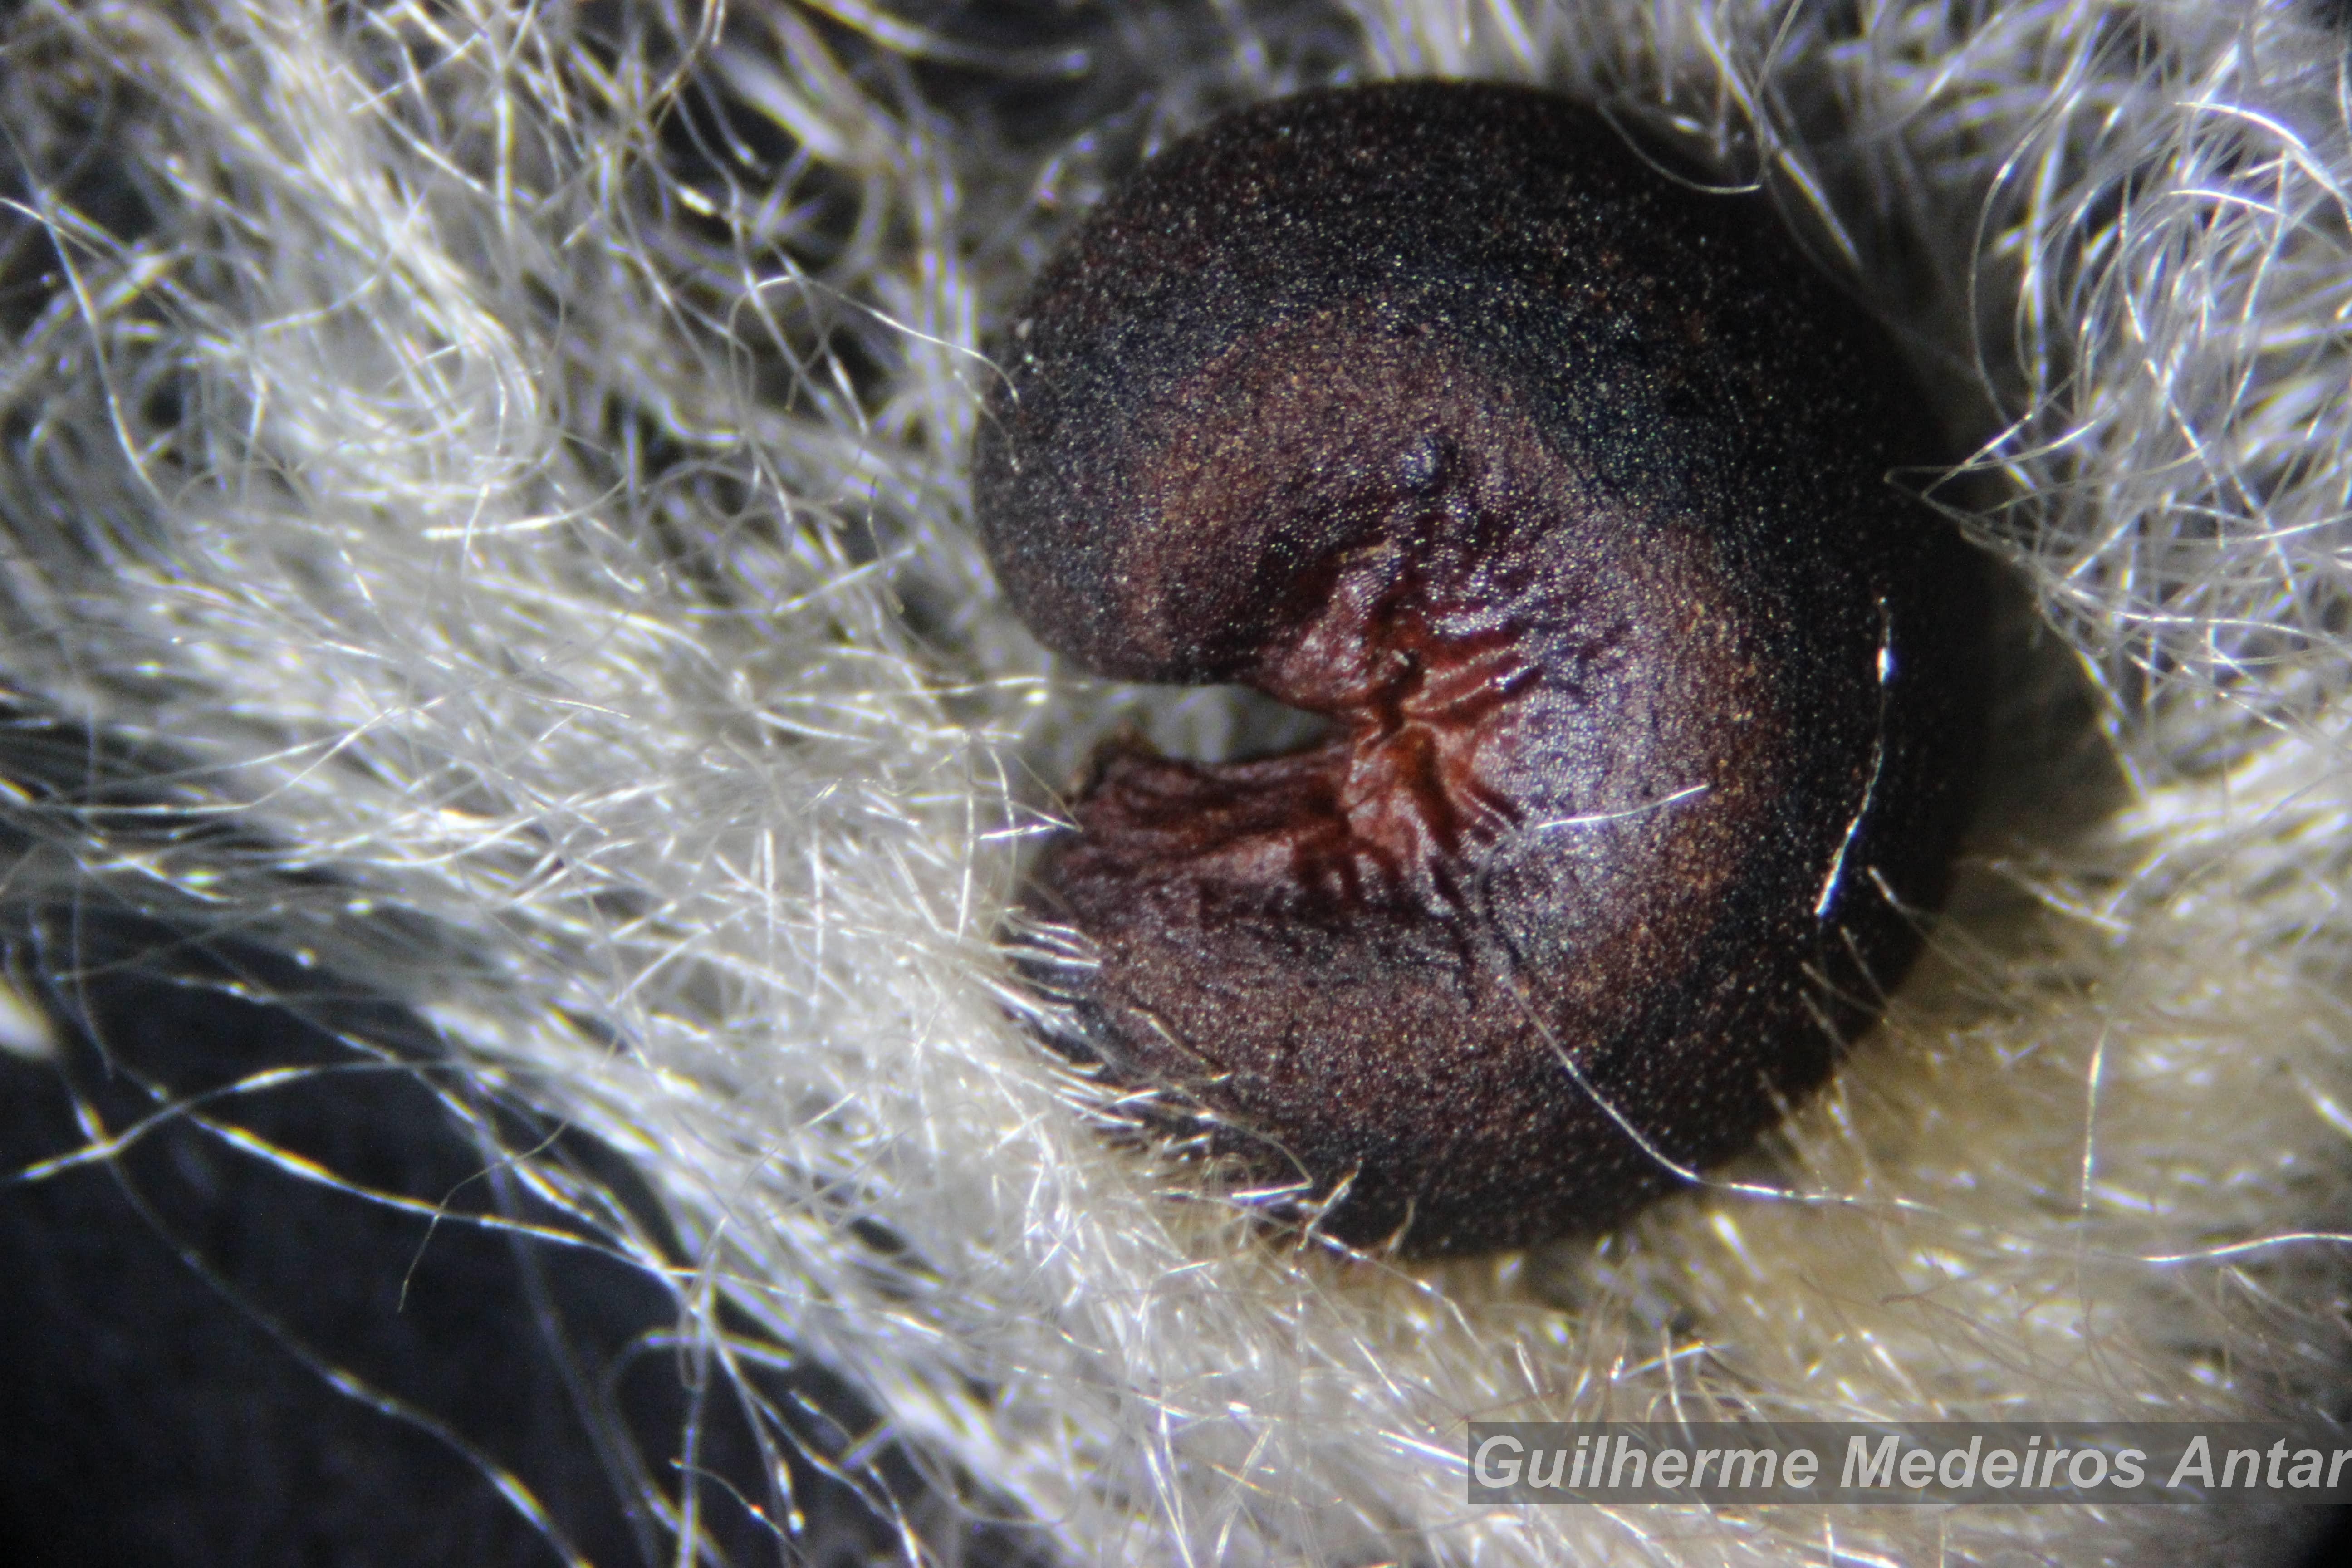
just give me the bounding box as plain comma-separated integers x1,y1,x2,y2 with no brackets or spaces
4,1,2351,1563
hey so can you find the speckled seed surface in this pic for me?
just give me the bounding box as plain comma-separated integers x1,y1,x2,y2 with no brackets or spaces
974,81,1987,1256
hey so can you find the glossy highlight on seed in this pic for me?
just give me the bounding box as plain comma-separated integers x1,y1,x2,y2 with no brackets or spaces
975,81,1987,1256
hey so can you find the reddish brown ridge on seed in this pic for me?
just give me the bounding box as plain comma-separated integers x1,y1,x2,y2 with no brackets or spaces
972,82,1987,1256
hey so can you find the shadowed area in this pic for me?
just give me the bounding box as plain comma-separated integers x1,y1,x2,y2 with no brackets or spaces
0,911,1054,1568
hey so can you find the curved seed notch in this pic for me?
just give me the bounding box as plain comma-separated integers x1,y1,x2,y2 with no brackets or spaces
974,81,1988,1256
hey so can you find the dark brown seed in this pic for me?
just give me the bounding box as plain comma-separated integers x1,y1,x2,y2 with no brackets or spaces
973,81,1987,1256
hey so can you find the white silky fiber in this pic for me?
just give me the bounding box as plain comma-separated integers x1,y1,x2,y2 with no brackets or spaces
2,2,2349,1564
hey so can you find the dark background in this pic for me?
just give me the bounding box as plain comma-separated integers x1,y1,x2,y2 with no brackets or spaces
0,913,1056,1568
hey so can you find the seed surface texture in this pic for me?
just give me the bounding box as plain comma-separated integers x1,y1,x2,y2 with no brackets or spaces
974,81,1986,1256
